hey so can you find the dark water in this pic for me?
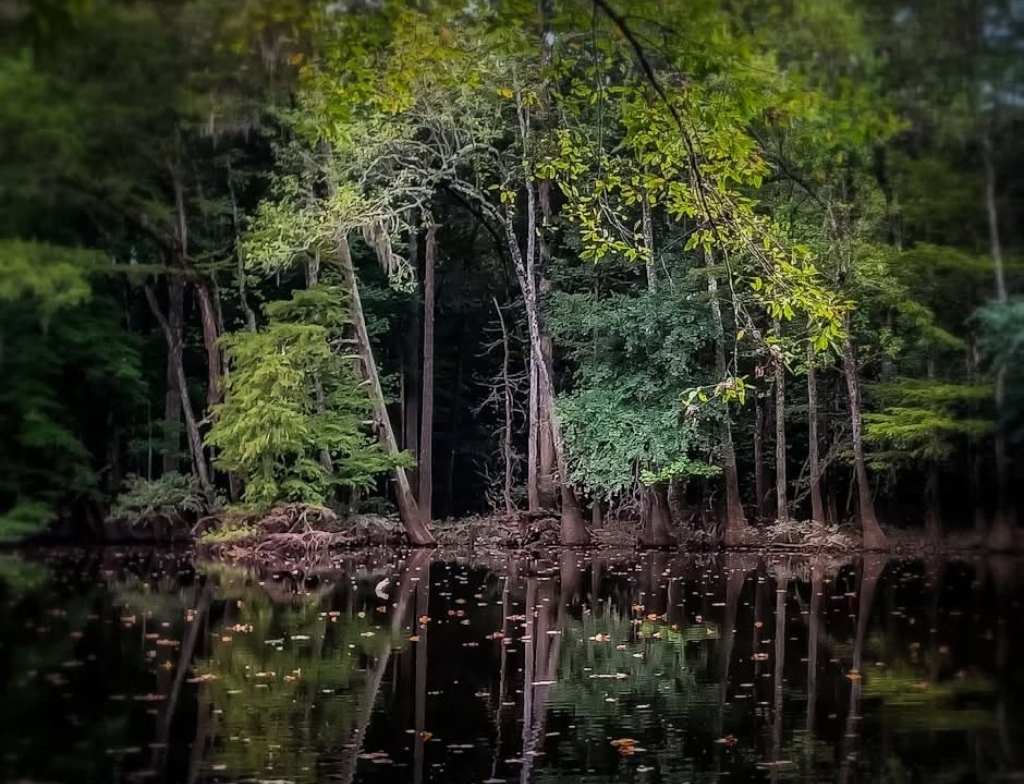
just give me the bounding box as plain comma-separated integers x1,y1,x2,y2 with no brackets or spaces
0,550,1021,783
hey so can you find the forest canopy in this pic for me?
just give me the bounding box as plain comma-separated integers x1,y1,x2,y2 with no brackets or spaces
2,0,1023,549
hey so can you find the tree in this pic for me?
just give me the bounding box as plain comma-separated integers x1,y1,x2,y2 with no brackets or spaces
207,286,401,509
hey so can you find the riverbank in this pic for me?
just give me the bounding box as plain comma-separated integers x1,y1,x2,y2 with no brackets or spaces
180,502,1024,565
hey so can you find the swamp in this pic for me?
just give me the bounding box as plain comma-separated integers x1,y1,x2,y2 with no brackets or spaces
1,549,1021,783
5,0,1024,780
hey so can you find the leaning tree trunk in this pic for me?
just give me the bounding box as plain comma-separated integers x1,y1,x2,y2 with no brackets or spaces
191,276,223,410
418,223,438,522
338,235,433,546
144,283,213,503
708,274,748,541
163,277,185,475
841,336,887,550
807,341,825,523
503,200,589,545
773,320,788,521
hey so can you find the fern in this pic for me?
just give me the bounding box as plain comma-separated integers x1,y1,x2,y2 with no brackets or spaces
109,473,210,529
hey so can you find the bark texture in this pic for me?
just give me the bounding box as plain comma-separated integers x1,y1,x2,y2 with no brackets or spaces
842,336,887,550
339,236,433,546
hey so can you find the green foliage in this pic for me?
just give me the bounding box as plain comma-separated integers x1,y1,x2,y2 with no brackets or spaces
198,523,260,545
975,298,1024,372
0,281,146,532
0,503,55,543
864,378,992,466
207,285,402,508
549,287,718,497
108,472,210,529
0,240,100,326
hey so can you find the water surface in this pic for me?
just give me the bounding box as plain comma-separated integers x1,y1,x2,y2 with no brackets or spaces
0,549,1020,783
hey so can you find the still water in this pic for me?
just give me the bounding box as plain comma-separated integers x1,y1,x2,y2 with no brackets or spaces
0,549,1020,783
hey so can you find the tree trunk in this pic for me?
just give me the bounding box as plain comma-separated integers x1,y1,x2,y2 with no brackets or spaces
511,80,586,540
338,236,433,546
145,283,213,503
192,278,222,410
708,274,747,541
842,336,887,550
641,482,676,547
494,298,516,515
538,334,557,509
446,333,464,517
404,230,421,489
642,198,657,294
527,352,540,513
807,341,825,523
502,203,589,544
967,333,987,538
984,133,1014,550
536,0,558,513
418,223,438,522
754,394,767,520
162,277,184,475
774,322,788,521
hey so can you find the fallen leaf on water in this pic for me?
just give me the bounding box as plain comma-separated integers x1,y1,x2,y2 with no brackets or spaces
419,731,433,741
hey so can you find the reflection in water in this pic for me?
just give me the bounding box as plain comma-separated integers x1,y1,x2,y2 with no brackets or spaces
0,549,1019,783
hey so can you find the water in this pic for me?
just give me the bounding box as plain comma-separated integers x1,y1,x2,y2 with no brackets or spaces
0,549,1020,783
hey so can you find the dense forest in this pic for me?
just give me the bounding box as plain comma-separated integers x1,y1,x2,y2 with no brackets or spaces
2,0,1023,549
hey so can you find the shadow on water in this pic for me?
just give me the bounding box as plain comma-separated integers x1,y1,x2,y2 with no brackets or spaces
0,548,1021,783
